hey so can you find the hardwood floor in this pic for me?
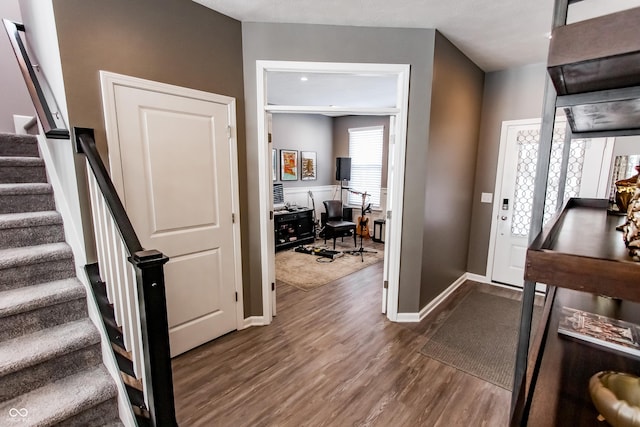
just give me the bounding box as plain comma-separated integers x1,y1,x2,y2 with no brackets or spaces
172,263,513,426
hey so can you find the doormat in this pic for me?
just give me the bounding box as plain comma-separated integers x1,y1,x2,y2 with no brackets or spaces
275,238,384,291
419,289,541,390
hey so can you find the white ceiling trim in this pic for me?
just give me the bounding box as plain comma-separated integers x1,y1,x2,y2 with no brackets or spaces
265,105,399,116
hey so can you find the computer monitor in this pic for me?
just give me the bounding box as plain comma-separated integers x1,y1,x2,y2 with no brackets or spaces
273,183,285,209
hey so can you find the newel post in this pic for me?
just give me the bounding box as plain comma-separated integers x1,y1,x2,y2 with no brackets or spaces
131,249,177,427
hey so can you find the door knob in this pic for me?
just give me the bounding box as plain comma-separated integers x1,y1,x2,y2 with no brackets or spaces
501,216,508,221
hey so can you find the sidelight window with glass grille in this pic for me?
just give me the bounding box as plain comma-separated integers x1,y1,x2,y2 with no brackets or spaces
348,126,383,208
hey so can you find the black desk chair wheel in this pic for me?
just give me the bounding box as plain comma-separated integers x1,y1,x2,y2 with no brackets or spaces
323,200,357,249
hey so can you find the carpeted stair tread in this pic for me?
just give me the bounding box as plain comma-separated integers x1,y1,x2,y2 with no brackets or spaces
0,157,46,185
0,211,62,229
0,277,85,319
60,398,120,425
0,243,75,291
0,156,44,166
0,156,46,184
0,365,117,426
0,211,64,249
0,183,55,214
0,318,99,376
0,242,72,269
0,182,52,195
0,276,87,342
0,133,38,157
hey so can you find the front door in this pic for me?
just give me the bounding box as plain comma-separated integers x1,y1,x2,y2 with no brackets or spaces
491,119,609,287
104,74,241,356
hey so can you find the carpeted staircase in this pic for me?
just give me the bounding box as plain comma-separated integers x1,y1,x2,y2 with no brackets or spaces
0,132,121,426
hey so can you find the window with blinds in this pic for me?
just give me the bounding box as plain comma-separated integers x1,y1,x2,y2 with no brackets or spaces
348,126,384,208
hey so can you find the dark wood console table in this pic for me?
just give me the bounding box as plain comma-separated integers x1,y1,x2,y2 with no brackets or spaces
274,207,315,251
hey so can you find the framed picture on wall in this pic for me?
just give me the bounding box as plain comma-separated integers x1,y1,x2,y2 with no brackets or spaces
301,151,317,181
280,149,298,181
272,148,278,181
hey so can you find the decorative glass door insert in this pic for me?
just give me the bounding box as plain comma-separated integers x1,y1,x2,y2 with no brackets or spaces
511,125,587,237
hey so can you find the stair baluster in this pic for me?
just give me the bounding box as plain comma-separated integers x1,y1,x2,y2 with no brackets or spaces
75,127,176,427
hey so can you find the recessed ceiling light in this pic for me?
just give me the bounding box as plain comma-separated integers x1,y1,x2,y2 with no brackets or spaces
300,76,308,82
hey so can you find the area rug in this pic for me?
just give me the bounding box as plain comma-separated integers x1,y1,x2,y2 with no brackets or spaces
419,289,541,390
275,238,384,291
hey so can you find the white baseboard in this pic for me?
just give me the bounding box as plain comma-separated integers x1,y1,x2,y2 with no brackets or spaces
417,273,468,321
395,273,468,323
465,273,491,284
395,312,420,322
243,316,267,329
464,273,541,295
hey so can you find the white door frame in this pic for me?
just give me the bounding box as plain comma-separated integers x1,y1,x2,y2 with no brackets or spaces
486,117,615,283
99,71,245,330
256,60,410,323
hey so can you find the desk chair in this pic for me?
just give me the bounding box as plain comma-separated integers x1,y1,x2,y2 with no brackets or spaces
323,200,357,249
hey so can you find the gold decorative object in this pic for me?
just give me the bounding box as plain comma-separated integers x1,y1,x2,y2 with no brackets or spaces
621,171,640,261
616,167,640,212
589,371,640,427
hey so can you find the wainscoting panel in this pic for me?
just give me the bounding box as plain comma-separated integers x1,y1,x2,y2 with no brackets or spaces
282,185,338,222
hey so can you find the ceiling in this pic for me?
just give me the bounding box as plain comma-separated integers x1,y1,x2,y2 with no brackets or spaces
194,0,640,72
266,71,398,108
194,0,640,109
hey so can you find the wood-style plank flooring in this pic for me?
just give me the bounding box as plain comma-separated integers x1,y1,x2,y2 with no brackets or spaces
172,263,514,426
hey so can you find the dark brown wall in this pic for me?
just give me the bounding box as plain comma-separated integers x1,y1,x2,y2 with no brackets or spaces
51,0,251,313
420,31,484,306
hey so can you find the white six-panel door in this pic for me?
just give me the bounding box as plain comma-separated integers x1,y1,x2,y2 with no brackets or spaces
101,72,242,357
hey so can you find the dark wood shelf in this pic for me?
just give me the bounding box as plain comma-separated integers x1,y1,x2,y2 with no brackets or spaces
547,7,640,136
525,198,640,303
548,7,640,96
557,87,640,137
519,288,640,426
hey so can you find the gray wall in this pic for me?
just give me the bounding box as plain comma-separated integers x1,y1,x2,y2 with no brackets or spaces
466,62,547,275
0,0,34,132
272,114,333,186
332,115,390,186
50,0,252,313
243,23,487,314
420,32,484,307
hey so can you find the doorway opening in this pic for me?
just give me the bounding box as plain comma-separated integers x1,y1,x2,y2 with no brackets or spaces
270,113,390,300
256,61,410,323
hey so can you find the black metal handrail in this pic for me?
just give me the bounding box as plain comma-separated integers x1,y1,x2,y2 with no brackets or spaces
74,127,177,426
3,19,69,139
75,128,143,253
